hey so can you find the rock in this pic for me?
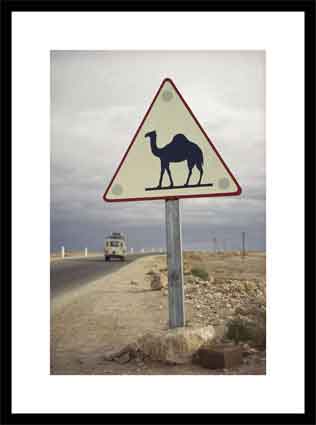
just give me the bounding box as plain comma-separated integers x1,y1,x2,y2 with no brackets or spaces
185,277,195,285
185,285,197,294
130,280,138,285
244,281,257,292
103,345,128,361
242,346,259,357
103,343,137,361
137,326,216,364
115,352,130,364
195,344,242,369
208,276,215,284
136,358,145,366
150,272,168,290
234,306,246,315
214,278,226,285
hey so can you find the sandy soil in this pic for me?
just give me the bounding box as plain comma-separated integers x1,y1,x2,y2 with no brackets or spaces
51,252,266,375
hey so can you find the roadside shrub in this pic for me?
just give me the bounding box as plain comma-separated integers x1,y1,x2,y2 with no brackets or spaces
191,267,209,281
226,312,266,349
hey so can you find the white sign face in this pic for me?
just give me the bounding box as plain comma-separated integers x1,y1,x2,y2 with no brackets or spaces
103,79,241,202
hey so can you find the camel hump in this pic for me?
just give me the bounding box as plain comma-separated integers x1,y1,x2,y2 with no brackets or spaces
171,133,190,143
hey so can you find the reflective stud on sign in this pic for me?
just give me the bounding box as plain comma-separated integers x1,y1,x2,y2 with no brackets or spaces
111,184,123,196
162,90,173,102
103,78,242,202
218,178,230,190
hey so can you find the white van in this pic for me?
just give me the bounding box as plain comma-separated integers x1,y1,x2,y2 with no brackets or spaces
104,233,127,261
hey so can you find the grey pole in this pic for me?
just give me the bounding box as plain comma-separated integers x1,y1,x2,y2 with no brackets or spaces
242,231,246,257
165,199,185,328
213,237,217,254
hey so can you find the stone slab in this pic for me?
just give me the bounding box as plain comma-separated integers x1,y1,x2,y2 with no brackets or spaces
196,344,243,369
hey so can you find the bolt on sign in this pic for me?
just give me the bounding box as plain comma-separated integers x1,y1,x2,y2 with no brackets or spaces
103,78,241,202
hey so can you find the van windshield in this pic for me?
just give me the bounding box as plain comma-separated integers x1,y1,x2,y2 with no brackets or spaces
109,241,121,247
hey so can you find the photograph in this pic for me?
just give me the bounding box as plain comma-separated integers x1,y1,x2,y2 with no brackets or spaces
50,50,266,375
3,2,314,422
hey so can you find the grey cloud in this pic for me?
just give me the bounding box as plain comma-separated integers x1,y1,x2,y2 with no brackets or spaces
51,50,265,252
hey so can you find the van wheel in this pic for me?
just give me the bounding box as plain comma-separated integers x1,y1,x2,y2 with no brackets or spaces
105,256,109,262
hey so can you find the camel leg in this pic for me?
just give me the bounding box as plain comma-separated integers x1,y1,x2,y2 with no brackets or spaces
185,160,195,186
197,164,203,185
166,166,174,187
185,168,193,186
157,166,165,188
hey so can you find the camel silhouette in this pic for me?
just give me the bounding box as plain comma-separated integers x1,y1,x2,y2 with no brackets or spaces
144,130,204,188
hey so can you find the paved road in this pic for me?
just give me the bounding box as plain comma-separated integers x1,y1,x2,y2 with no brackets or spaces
50,254,152,298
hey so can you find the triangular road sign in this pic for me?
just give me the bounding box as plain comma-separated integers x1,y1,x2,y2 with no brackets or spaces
103,78,242,202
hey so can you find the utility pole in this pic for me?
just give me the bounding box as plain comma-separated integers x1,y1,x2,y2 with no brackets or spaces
242,232,246,257
213,237,217,254
222,239,226,252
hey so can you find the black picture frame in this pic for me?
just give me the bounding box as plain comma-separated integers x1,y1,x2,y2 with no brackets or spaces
1,1,315,424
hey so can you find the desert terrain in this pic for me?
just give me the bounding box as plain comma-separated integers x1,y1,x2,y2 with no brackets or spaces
51,251,266,375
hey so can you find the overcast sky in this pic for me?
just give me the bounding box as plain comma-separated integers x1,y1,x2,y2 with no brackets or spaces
51,50,265,253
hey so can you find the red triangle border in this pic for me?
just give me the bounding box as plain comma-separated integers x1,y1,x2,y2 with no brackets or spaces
103,78,242,202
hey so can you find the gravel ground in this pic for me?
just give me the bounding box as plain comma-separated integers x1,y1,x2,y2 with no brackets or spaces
51,252,266,375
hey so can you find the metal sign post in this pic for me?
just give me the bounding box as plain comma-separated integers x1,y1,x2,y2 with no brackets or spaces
103,78,242,329
165,199,185,328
